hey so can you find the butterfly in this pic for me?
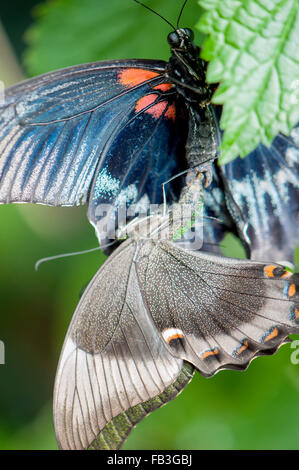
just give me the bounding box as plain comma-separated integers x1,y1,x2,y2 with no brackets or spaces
53,167,299,450
0,2,220,249
0,0,298,451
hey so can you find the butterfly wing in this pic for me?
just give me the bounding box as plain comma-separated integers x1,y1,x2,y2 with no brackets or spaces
53,239,192,450
89,361,193,450
0,59,188,242
136,240,299,377
54,229,299,449
219,123,299,263
87,77,188,245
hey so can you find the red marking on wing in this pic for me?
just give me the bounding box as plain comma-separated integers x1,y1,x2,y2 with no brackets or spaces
118,68,159,87
165,103,176,121
135,95,176,121
148,102,168,119
135,94,158,113
264,264,292,279
153,83,173,92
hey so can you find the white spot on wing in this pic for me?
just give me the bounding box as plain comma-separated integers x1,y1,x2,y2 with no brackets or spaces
93,168,120,200
162,328,184,343
115,184,138,208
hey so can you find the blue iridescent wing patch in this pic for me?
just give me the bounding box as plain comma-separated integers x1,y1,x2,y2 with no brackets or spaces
87,86,187,245
0,60,186,231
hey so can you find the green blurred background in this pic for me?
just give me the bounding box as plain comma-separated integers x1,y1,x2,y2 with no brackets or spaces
0,0,298,450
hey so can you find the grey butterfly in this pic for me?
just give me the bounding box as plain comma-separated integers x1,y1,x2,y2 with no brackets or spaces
53,169,299,450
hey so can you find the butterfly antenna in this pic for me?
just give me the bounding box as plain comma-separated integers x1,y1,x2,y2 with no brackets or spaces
133,0,176,30
161,168,190,216
117,213,157,240
177,0,189,28
34,241,118,271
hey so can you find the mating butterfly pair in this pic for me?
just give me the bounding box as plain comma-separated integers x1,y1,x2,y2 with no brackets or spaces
0,17,299,449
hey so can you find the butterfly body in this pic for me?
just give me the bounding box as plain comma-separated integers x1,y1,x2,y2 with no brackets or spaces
166,28,219,170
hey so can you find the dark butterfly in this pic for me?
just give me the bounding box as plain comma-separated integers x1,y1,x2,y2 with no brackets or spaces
53,168,299,450
0,17,219,248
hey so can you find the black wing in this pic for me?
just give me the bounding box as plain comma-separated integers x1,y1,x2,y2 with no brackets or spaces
220,123,299,263
0,59,188,243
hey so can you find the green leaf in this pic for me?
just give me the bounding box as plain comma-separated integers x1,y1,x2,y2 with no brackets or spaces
23,0,204,76
197,0,299,164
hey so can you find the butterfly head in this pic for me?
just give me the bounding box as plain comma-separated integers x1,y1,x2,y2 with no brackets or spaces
166,27,211,103
167,28,199,56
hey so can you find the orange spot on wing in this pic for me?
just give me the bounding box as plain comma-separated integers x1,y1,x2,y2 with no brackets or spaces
153,83,173,92
165,103,176,121
264,265,277,278
265,264,293,279
201,348,219,359
294,308,299,319
264,327,279,342
237,340,249,354
167,333,184,343
288,283,296,297
118,68,159,87
281,270,293,279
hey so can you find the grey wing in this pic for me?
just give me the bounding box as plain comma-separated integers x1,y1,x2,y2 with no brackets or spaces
136,240,299,377
89,361,194,450
53,240,187,450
